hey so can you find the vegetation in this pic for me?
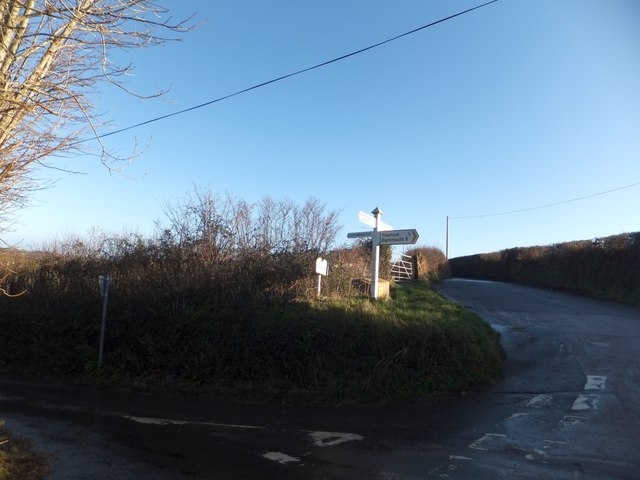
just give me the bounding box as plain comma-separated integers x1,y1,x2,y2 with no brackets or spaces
0,269,502,401
406,246,451,285
0,189,503,401
0,420,50,480
0,1,191,236
449,232,640,305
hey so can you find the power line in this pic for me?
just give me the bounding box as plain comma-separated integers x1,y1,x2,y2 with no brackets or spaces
423,218,447,242
450,180,640,219
75,0,498,145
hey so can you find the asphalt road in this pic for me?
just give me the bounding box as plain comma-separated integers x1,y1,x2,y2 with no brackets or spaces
1,279,639,479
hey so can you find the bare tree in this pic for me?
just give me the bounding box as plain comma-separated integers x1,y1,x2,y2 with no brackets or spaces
0,1,191,236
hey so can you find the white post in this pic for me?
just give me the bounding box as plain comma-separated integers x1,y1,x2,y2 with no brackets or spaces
370,207,382,300
317,274,322,296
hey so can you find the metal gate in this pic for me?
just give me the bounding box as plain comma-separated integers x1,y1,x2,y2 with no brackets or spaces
391,253,414,281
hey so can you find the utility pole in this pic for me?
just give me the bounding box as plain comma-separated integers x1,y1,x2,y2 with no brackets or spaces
98,275,111,368
446,216,449,259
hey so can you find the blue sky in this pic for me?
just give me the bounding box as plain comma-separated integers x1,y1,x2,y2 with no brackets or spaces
6,0,640,258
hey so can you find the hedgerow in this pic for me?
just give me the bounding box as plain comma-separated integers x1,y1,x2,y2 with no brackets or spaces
449,232,640,304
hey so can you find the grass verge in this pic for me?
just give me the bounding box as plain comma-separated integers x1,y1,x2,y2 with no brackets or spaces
1,282,504,403
0,420,50,480
97,281,504,402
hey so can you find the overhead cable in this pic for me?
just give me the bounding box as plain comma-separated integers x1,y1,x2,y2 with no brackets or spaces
75,0,498,145
450,180,640,219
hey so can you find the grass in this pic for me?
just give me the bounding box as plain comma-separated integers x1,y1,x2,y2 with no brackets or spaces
0,420,50,480
0,279,503,404
93,281,505,403
0,282,502,479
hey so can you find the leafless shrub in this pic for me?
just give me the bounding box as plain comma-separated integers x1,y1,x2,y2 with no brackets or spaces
0,1,192,240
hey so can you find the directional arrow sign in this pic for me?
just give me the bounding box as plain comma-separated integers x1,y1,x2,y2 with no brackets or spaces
347,231,373,239
378,229,419,246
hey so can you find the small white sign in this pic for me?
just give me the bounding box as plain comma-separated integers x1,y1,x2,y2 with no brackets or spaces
315,257,329,276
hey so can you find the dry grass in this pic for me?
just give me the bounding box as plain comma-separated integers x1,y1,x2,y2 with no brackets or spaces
0,420,50,480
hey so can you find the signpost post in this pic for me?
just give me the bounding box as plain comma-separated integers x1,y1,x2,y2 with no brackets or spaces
347,208,420,300
370,208,382,300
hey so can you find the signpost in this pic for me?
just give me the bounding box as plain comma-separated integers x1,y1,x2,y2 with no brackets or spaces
315,257,329,296
347,208,419,300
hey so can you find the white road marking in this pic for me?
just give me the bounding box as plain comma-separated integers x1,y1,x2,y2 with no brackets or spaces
584,375,607,390
571,395,600,411
468,433,507,451
527,394,552,408
505,412,529,421
449,455,473,461
263,452,300,464
559,415,586,427
543,439,567,450
310,431,364,447
428,455,474,478
122,415,264,430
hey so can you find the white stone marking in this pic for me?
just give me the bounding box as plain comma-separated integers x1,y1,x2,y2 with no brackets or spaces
571,395,600,411
584,375,607,390
123,415,264,430
468,433,507,451
263,452,300,464
310,431,364,447
527,394,552,408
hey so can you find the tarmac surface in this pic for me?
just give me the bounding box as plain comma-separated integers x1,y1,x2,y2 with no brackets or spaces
2,278,639,479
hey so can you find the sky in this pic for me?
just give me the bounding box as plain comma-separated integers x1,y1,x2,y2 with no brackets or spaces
4,0,640,258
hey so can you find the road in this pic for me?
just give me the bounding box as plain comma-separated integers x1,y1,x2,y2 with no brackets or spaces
1,279,639,479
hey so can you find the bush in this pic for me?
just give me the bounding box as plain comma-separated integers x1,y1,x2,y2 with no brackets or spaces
449,232,640,304
0,191,503,401
0,239,502,401
405,246,450,284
